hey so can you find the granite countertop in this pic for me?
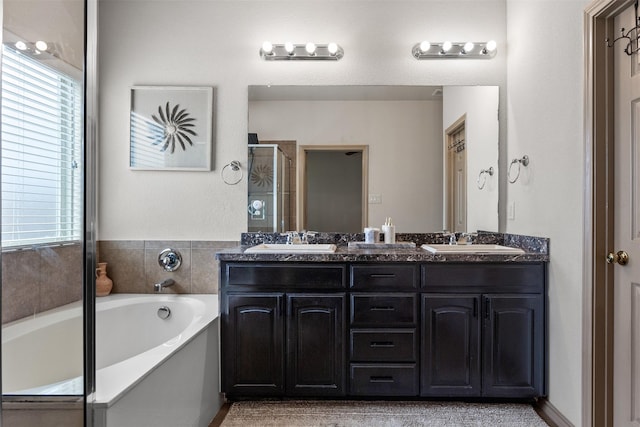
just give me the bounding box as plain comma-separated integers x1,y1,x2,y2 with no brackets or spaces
215,232,549,263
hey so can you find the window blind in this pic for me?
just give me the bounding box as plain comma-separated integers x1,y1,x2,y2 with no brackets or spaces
1,45,83,248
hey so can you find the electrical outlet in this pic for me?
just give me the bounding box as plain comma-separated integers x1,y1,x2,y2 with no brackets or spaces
508,201,516,220
368,194,382,204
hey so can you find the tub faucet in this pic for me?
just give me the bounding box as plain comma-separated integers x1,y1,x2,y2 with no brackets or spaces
154,278,175,293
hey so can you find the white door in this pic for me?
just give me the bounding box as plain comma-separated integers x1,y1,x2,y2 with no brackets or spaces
446,119,467,232
613,5,640,426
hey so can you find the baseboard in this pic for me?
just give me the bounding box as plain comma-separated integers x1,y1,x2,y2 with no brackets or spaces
535,398,574,427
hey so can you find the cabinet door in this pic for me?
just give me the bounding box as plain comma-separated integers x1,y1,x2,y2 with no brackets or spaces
483,294,544,397
224,293,284,396
421,294,481,396
286,293,346,396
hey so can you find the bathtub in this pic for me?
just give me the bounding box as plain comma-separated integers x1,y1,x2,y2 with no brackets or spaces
2,293,221,427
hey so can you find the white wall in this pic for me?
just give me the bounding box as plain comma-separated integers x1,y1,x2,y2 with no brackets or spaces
99,1,588,426
506,0,589,424
98,0,507,240
442,86,500,232
249,99,444,232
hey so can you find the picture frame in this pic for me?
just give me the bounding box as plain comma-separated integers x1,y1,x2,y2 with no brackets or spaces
130,86,213,171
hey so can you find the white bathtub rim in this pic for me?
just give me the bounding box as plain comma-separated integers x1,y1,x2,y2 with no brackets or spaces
93,293,219,408
2,299,83,342
3,293,219,405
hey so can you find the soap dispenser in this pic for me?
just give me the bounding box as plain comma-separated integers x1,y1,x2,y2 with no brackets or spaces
382,217,396,244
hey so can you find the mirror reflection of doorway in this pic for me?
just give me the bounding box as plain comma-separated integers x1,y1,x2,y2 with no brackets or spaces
445,116,467,232
299,146,368,232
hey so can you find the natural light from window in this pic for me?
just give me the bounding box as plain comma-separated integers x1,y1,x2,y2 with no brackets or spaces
1,45,83,248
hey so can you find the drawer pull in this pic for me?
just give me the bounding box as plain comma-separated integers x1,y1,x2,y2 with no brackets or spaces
370,274,396,279
370,341,395,348
370,376,394,383
370,306,395,311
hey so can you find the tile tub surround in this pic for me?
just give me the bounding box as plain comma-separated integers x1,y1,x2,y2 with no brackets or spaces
2,243,83,324
97,240,239,294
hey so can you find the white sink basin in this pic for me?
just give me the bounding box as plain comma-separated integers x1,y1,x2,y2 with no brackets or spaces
245,243,337,254
421,244,525,255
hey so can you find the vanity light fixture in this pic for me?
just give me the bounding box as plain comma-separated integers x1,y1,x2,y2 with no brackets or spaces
412,40,497,59
10,39,53,57
260,41,344,60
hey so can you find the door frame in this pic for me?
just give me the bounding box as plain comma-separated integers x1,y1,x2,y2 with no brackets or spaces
444,115,467,232
585,1,633,425
297,145,369,231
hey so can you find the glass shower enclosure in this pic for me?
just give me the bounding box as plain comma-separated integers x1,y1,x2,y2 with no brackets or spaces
247,144,291,233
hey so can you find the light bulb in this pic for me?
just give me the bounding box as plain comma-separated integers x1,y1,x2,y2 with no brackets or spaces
305,42,317,55
14,41,27,51
261,41,273,55
285,42,295,54
35,41,48,52
463,42,474,53
327,42,338,55
419,41,431,53
441,41,452,53
485,40,497,52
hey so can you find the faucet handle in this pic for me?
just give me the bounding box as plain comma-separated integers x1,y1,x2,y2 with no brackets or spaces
460,232,477,245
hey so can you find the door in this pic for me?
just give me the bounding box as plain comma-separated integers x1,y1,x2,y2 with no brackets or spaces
286,294,346,396
482,294,544,398
420,294,481,396
613,4,640,425
224,294,284,396
299,146,368,232
445,117,467,232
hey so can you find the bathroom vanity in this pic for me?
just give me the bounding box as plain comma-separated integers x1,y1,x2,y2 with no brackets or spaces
217,233,548,401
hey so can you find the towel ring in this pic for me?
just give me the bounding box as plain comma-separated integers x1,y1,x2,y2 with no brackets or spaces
508,155,529,184
222,160,243,185
477,166,494,190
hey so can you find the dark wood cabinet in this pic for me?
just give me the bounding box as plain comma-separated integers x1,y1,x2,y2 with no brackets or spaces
220,260,546,400
482,294,544,397
421,294,481,396
286,294,346,396
348,264,419,397
223,293,284,396
420,263,546,399
220,263,347,398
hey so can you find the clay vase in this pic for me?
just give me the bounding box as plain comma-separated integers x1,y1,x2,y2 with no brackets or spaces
96,262,113,297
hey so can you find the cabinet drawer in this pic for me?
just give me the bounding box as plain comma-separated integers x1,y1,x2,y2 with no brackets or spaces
225,263,346,289
350,294,417,326
350,265,417,289
422,263,545,292
350,364,418,396
350,329,416,362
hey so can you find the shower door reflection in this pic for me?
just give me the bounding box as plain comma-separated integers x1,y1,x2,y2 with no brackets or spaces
248,144,292,232
1,0,88,425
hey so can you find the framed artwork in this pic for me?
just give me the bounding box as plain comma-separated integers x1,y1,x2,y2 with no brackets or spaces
130,86,213,170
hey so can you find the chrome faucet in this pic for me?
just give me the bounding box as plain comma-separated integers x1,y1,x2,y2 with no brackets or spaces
154,278,175,293
442,232,457,245
458,232,477,245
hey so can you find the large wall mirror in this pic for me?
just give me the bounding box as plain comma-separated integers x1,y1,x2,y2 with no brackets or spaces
248,85,499,234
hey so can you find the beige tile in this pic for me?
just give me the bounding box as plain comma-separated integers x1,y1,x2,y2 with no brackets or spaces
192,248,218,294
98,241,145,294
2,250,40,323
37,245,83,312
2,405,83,427
145,247,191,293
145,240,191,250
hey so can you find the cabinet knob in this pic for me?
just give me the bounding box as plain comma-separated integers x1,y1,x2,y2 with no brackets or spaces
606,250,629,265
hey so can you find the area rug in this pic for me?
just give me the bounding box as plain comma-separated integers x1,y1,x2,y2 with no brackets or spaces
220,400,549,426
